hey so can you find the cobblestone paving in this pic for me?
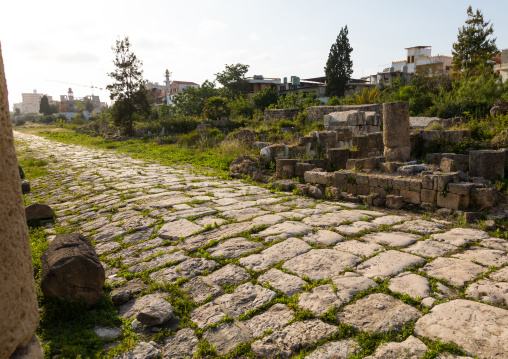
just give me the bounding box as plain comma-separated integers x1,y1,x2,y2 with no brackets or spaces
16,132,508,359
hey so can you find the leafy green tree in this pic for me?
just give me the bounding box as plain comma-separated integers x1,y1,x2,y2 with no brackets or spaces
228,96,254,118
50,104,59,114
269,93,321,111
39,95,52,116
203,96,230,120
452,6,498,77
106,36,150,136
85,98,95,113
215,63,250,98
172,80,219,116
75,100,85,113
253,87,279,111
13,108,21,116
324,26,353,98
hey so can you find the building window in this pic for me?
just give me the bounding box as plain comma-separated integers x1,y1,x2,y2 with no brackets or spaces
411,56,415,63
407,56,410,63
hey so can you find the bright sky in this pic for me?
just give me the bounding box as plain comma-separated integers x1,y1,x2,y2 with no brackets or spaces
1,0,507,111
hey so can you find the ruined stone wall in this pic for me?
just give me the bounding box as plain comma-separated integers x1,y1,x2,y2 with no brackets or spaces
307,104,383,123
0,44,43,358
263,108,300,121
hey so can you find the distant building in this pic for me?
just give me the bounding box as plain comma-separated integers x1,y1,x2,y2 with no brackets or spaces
59,88,102,114
167,80,199,105
246,75,281,94
13,90,54,114
278,76,326,101
494,49,508,82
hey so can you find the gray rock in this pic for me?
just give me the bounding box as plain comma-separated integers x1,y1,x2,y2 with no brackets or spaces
251,214,285,226
207,237,262,259
491,267,508,282
302,210,370,227
371,215,407,226
435,354,473,359
117,292,165,319
251,319,338,358
21,180,30,194
25,203,55,221
258,268,306,296
452,247,508,267
297,285,342,315
215,283,276,317
336,221,379,235
114,342,160,359
421,297,436,308
206,264,250,287
402,239,457,258
122,216,157,231
356,250,426,279
239,237,311,271
94,326,122,339
421,257,486,286
481,237,508,251
432,228,489,246
466,279,508,305
149,257,218,284
110,278,146,306
363,231,420,248
128,251,188,274
202,322,252,355
302,230,344,245
136,297,174,326
95,241,122,256
161,328,198,359
306,340,361,359
334,240,385,257
389,273,431,299
190,302,226,329
244,303,293,337
92,225,127,243
179,222,255,250
182,277,223,304
158,219,202,240
283,249,361,281
332,272,378,302
253,221,314,239
414,299,508,359
337,293,421,333
221,207,269,221
122,227,154,244
363,335,427,359
393,219,443,234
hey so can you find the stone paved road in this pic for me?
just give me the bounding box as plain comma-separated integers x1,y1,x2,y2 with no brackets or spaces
15,132,508,359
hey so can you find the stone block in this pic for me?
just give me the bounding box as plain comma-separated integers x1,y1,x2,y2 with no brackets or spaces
308,159,330,170
421,189,437,203
330,171,353,189
378,161,398,173
469,150,505,181
436,193,460,210
383,102,410,148
437,174,455,191
356,174,369,185
356,185,369,196
447,182,473,196
440,157,457,172
392,178,409,191
409,179,422,192
386,195,404,209
326,148,349,170
295,162,315,178
471,187,498,207
276,159,297,179
401,190,421,205
304,171,332,185
422,175,436,190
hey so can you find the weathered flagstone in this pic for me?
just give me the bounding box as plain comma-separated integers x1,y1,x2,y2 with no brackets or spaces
244,303,293,337
251,319,339,359
207,237,262,259
251,214,285,226
393,219,443,234
452,247,508,267
302,230,344,245
239,237,311,271
181,277,223,304
95,241,121,255
356,250,426,279
481,237,508,251
336,221,379,235
193,215,226,227
92,225,126,242
297,285,342,315
432,228,489,246
190,302,226,329
179,222,255,250
465,279,508,305
363,335,427,359
221,207,269,221
421,257,486,286
114,342,160,359
491,267,508,282
161,328,199,359
362,231,420,247
337,293,421,333
202,322,252,355
162,207,218,222
303,211,370,227
402,239,457,257
149,257,218,284
121,246,171,266
435,354,473,359
158,219,202,240
332,272,378,302
283,249,361,281
121,216,157,231
334,240,385,257
81,217,109,231
127,251,188,273
388,272,431,299
122,227,154,244
253,221,313,239
306,340,361,359
215,283,276,317
257,268,306,296
117,292,165,319
111,210,139,222
414,300,508,358
206,264,250,286
371,215,407,226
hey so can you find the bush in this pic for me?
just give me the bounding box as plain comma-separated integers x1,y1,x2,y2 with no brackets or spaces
177,131,200,146
15,119,26,126
228,96,254,119
40,115,56,124
72,114,86,125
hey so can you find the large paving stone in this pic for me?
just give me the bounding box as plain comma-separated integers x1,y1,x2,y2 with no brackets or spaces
158,219,202,240
149,258,218,284
371,215,407,226
356,250,426,279
92,225,126,242
190,302,226,329
302,230,344,245
244,303,293,337
257,268,306,296
283,249,361,281
239,237,311,271
336,221,379,235
215,283,276,317
122,227,154,244
388,273,431,299
122,216,157,231
466,279,508,305
432,228,489,246
221,207,269,221
251,319,339,358
362,231,420,248
181,277,223,304
161,328,199,359
162,207,217,222
202,322,252,355
206,264,250,287
363,335,427,359
297,285,342,315
332,272,378,302
251,214,285,226
306,340,361,359
481,237,508,251
253,221,314,239
393,219,443,234
414,299,508,359
117,292,165,319
491,267,508,282
334,240,385,257
114,342,160,359
421,257,486,286
402,239,457,258
435,354,473,359
179,222,255,250
207,237,262,259
452,247,508,267
127,251,188,273
337,293,421,333
302,210,371,227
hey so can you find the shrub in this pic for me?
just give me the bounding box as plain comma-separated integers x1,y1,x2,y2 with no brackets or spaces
177,131,200,146
40,115,56,124
15,119,26,126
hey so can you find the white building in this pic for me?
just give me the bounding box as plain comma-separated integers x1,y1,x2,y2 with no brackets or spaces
391,46,452,75
495,49,508,82
13,90,54,114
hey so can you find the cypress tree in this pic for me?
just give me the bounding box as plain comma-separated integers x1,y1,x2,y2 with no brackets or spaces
325,26,353,98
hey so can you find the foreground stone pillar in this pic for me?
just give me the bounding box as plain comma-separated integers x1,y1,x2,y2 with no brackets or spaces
383,102,410,162
469,150,505,181
0,43,43,358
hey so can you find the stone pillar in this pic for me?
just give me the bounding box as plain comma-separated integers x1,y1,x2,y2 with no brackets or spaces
0,43,43,358
383,102,410,162
469,150,505,181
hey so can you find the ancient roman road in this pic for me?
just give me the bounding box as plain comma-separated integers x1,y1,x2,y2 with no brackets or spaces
15,131,508,359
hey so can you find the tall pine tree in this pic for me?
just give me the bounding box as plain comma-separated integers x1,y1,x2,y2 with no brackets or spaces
452,6,498,77
39,95,52,116
325,26,353,98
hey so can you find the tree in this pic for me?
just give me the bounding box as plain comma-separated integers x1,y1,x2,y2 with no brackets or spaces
203,96,230,120
39,95,52,116
50,104,59,114
85,98,94,113
215,63,250,98
172,80,219,116
452,6,498,77
324,26,353,98
253,87,279,111
75,100,85,113
106,36,150,136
